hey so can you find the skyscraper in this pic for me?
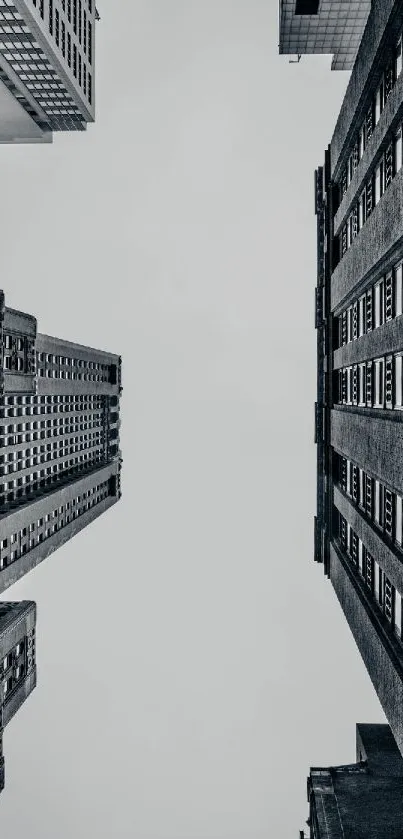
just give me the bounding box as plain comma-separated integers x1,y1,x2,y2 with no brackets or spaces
0,600,36,795
278,0,371,71
300,724,403,839
0,0,97,144
315,0,403,755
0,290,122,593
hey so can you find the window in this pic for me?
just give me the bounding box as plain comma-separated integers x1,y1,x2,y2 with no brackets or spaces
375,561,382,605
395,590,402,638
358,540,365,576
346,307,352,342
396,495,403,545
358,363,366,405
358,294,366,336
395,127,402,175
374,159,384,204
374,481,384,527
395,355,403,407
375,79,384,125
359,468,365,509
374,279,385,327
358,189,366,229
396,35,402,79
395,263,403,316
374,358,384,407
358,123,366,160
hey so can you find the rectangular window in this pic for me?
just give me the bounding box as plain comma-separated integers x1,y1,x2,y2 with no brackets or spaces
346,367,352,405
88,21,93,65
366,288,373,332
396,494,403,545
374,480,384,527
396,36,402,79
358,540,365,576
358,189,366,230
395,127,402,175
366,360,373,406
396,354,403,408
385,272,394,321
359,468,365,509
366,475,373,518
375,79,384,125
385,489,394,538
374,279,385,327
358,123,366,160
395,590,402,638
385,355,393,407
358,294,366,336
67,33,71,66
395,263,403,316
374,358,384,407
346,307,352,342
375,561,382,605
49,0,53,34
366,178,373,218
73,0,77,33
346,459,351,496
384,576,394,623
352,365,358,405
358,362,366,405
374,159,384,204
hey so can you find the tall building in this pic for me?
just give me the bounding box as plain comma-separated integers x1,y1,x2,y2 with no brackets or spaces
278,0,371,71
0,600,36,795
0,0,97,144
0,290,122,594
315,0,403,756
300,724,403,839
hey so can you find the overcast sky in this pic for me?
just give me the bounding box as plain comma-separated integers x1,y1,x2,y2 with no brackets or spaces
0,2,386,837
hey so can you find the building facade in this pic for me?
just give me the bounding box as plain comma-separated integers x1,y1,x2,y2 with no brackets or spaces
0,290,122,593
0,0,97,143
0,600,36,795
300,724,403,839
279,0,371,71
315,0,403,756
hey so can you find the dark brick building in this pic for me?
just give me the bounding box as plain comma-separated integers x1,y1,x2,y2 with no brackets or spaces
0,290,122,593
315,0,403,757
0,600,36,795
300,724,403,839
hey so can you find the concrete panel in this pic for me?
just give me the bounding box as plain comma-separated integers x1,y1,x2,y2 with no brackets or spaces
333,316,403,368
331,408,403,494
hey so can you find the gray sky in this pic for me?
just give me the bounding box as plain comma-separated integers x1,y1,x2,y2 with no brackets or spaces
0,2,385,837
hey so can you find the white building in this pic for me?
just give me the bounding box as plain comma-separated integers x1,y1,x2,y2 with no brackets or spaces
0,0,97,143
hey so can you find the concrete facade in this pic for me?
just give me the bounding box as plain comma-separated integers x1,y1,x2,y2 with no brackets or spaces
315,0,403,759
0,600,36,796
0,290,122,593
302,724,403,838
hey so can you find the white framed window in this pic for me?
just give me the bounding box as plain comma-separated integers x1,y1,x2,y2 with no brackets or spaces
396,494,403,545
347,307,352,342
395,126,402,175
396,35,402,80
374,480,383,526
395,590,402,638
359,468,365,508
358,540,364,576
395,263,403,316
375,80,384,125
358,189,366,229
358,295,366,336
374,280,385,328
374,358,384,406
346,459,351,496
395,355,403,408
358,363,366,405
374,160,384,204
346,367,352,404
358,123,365,160
375,561,382,605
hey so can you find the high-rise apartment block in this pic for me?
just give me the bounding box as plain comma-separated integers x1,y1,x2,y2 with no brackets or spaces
0,290,122,593
300,724,403,839
0,0,97,143
315,0,403,756
0,600,36,795
278,0,371,71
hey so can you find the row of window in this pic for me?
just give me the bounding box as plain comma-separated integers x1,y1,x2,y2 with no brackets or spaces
337,453,403,548
0,451,105,508
0,394,104,417
337,511,403,640
0,416,102,434
2,631,35,703
336,262,403,348
36,352,111,382
339,33,403,200
339,124,402,260
0,479,110,569
0,427,102,449
336,352,403,409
